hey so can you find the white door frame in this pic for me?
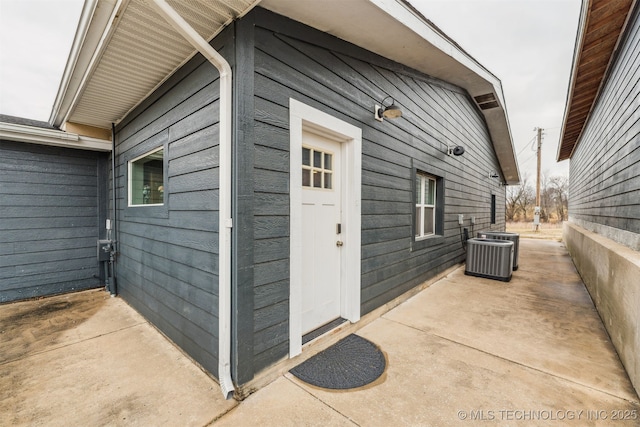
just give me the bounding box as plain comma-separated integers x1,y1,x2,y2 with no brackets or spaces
289,98,362,357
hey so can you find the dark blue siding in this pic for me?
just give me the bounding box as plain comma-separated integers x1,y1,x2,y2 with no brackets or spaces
110,8,508,384
248,8,506,374
0,141,106,302
114,35,229,376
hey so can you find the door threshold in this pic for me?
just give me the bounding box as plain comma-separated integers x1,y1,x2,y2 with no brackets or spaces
302,317,347,345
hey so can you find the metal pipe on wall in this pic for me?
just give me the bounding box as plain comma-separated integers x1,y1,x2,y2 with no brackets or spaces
110,122,118,296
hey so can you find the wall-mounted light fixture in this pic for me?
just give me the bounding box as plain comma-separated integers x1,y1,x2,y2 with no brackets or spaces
489,171,500,179
447,145,465,156
375,96,402,122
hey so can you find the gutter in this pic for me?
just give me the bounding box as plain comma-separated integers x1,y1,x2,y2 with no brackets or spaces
148,0,235,399
0,122,111,151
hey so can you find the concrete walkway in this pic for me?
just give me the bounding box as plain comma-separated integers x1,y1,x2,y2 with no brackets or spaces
2,239,639,426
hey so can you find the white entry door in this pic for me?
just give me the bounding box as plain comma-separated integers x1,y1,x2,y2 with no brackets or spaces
301,131,342,334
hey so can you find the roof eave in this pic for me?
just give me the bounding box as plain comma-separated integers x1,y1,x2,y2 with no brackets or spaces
0,121,112,152
49,0,123,128
50,0,519,183
557,0,637,162
261,0,519,184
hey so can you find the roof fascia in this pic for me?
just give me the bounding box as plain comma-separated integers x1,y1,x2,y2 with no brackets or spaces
0,122,111,151
260,0,519,183
557,0,637,161
557,0,591,161
370,0,518,183
373,0,504,102
49,0,125,127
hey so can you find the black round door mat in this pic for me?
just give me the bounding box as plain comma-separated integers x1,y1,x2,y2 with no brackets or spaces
290,334,386,390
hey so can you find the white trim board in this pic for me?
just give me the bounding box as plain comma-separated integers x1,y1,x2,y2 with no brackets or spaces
289,98,362,357
0,122,111,152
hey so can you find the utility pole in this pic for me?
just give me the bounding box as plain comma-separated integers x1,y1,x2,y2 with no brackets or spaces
534,127,542,231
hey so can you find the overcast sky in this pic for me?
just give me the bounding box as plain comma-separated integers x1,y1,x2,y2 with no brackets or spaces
0,0,580,180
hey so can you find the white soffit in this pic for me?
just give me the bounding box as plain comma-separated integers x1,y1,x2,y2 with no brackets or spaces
261,0,499,101
59,0,257,129
55,0,519,183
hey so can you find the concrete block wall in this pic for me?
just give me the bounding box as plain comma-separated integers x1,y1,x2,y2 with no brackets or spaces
563,222,640,397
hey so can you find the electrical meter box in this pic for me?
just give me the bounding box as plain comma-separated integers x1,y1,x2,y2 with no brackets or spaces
97,240,111,262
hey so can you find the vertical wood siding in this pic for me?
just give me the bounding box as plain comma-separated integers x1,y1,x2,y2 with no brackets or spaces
247,8,506,374
0,141,106,302
569,9,640,233
114,32,232,376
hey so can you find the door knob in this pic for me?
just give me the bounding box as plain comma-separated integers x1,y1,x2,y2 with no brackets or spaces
336,241,343,247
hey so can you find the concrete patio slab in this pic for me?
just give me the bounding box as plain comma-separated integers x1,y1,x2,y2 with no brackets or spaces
0,290,236,426
214,376,357,427
384,240,636,401
1,239,638,426
217,239,640,426
290,317,638,426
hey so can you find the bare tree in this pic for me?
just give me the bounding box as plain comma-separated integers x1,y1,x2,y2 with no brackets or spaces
540,172,551,222
506,185,521,221
547,176,569,221
506,175,535,221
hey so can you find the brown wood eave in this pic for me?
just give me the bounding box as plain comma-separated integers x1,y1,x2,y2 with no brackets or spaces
558,0,634,161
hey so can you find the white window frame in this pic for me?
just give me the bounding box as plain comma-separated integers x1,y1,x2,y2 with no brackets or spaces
416,173,436,239
128,146,165,207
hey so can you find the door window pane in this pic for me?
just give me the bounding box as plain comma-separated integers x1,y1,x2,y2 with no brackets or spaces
324,153,332,171
303,147,334,190
324,172,332,189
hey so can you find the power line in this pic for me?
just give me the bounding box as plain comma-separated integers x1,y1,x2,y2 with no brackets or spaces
516,134,537,157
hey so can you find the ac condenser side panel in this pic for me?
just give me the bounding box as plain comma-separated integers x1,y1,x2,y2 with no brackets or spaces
465,238,514,282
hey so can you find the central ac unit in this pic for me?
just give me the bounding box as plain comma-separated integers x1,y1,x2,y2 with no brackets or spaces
465,238,514,282
477,231,520,270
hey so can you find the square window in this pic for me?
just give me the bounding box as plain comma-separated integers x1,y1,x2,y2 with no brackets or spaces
129,148,164,206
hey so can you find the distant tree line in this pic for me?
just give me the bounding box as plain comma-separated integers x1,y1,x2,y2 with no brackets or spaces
506,174,568,223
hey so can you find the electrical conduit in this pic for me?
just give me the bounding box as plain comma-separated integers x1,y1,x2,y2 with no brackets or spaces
148,0,234,399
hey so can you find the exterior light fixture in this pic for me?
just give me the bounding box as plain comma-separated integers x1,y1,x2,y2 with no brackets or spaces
447,145,465,156
375,96,402,122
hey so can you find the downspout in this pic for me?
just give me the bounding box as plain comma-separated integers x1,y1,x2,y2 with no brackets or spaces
148,0,234,399
110,122,118,296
